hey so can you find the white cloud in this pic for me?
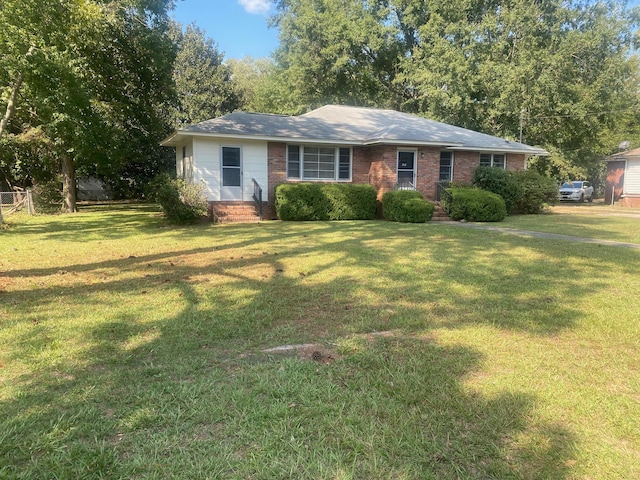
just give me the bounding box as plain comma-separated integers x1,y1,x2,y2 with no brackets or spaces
238,0,271,15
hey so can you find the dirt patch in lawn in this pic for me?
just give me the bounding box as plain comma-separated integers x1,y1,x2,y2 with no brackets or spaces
262,343,339,364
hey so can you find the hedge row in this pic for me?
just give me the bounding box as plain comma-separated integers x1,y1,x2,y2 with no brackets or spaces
275,183,377,220
442,187,507,222
472,166,557,214
382,190,434,223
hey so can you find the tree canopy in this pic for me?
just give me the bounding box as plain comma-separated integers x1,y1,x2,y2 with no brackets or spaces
0,0,177,208
3,0,640,208
269,0,640,177
170,23,239,127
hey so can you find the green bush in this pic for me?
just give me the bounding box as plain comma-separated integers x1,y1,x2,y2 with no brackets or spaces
275,183,377,221
32,179,63,214
148,174,208,224
510,170,558,213
443,187,507,222
472,166,522,212
382,190,435,223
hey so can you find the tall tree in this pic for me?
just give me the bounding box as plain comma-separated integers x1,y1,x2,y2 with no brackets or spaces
271,0,409,110
227,57,303,114
271,0,640,175
170,23,239,126
0,0,176,210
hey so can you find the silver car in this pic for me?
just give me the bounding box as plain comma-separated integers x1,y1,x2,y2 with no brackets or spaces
559,181,594,202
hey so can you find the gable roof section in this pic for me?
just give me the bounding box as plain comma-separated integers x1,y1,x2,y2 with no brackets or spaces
161,105,548,155
607,147,640,161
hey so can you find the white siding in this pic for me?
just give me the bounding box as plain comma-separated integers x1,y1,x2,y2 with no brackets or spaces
625,159,640,195
192,138,268,201
175,141,193,180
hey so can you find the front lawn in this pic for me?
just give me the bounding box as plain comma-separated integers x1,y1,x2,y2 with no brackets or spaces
502,204,640,244
1,205,639,479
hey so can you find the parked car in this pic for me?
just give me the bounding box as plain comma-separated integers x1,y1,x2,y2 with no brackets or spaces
559,181,594,202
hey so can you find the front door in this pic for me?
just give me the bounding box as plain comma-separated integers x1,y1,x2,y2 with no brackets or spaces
397,150,416,189
221,146,242,200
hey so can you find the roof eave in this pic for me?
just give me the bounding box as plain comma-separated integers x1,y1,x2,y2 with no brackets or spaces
448,146,549,156
162,130,364,146
161,130,549,156
363,138,464,147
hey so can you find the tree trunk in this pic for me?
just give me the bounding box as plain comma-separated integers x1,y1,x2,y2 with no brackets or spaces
61,154,77,213
0,72,25,140
0,46,35,140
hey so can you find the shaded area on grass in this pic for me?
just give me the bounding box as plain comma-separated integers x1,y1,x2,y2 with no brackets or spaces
2,207,639,478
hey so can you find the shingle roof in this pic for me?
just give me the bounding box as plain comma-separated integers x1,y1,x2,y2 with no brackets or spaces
607,147,640,160
162,105,548,155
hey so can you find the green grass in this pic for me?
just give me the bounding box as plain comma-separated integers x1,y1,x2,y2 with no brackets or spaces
502,204,640,244
1,204,639,479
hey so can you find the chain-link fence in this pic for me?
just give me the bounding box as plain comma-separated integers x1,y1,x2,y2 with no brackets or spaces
0,191,34,217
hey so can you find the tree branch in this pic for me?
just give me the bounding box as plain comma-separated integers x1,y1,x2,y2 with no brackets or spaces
0,46,36,140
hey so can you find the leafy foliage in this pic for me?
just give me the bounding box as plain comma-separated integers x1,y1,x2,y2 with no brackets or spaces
275,183,377,220
472,166,558,214
169,23,240,126
149,174,208,224
443,187,507,222
472,166,522,213
31,178,63,214
0,0,177,208
382,190,434,223
510,170,559,214
270,0,640,173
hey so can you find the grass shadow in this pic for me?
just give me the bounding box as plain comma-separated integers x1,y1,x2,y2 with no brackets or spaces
2,207,638,477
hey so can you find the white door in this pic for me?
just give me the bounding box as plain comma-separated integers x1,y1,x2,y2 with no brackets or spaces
221,146,243,200
397,150,416,189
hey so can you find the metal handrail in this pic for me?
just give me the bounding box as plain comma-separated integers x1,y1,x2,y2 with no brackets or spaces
435,181,452,213
251,178,263,221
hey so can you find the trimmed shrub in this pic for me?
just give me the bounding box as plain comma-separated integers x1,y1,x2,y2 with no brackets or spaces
322,184,378,220
32,179,63,214
472,166,522,212
382,190,435,223
444,187,507,222
511,170,558,213
148,174,208,224
275,183,377,221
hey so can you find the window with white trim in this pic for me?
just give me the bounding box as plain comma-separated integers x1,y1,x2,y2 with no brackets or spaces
439,151,453,181
479,153,506,169
287,145,351,181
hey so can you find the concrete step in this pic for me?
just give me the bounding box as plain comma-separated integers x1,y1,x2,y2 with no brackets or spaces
431,205,450,221
215,214,261,224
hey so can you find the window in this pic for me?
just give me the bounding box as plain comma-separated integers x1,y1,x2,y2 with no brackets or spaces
287,145,300,179
480,153,506,169
181,146,187,179
439,151,453,181
338,148,351,180
222,146,241,187
287,145,351,181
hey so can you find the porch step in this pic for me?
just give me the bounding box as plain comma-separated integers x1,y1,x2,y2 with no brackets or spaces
211,202,261,224
430,204,451,221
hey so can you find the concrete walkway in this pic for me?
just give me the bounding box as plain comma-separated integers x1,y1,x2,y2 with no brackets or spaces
439,221,640,250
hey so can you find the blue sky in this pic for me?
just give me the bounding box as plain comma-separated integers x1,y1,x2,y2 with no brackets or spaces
171,0,280,60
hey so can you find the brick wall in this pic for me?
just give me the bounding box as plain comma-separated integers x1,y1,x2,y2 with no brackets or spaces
365,146,397,200
266,142,287,219
507,154,526,171
418,148,440,200
266,142,528,211
452,151,478,186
